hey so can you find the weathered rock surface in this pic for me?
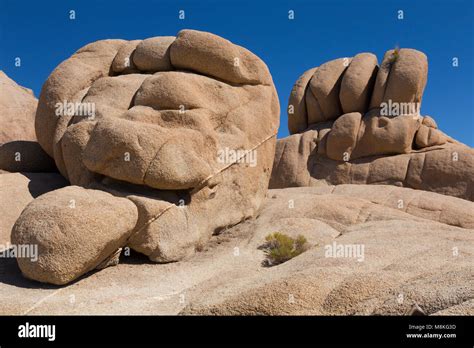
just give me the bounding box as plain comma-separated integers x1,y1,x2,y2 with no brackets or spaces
0,172,68,245
370,49,428,109
274,49,473,201
271,135,473,200
10,29,279,284
132,37,175,72
182,186,474,315
340,53,378,114
287,67,317,134
1,185,472,315
308,58,350,122
0,71,38,144
12,186,138,285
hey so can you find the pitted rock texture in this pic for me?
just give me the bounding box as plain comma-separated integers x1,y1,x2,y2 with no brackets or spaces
179,186,474,315
2,185,472,315
272,49,473,200
0,172,68,245
11,29,279,285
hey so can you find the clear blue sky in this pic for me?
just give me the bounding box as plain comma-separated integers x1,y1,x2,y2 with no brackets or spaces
1,0,472,145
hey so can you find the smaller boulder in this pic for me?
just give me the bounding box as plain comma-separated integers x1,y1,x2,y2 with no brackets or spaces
12,186,138,285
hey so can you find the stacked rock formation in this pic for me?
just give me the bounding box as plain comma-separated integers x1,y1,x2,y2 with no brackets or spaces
8,29,280,285
270,49,473,201
0,42,473,315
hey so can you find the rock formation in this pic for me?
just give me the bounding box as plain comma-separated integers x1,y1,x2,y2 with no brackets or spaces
0,40,472,317
8,29,280,285
183,185,474,315
0,73,60,244
0,172,67,245
0,71,38,144
2,184,472,315
270,49,473,201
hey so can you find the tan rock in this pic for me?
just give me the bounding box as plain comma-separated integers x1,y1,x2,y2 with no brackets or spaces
112,40,141,74
133,71,243,113
370,48,428,109
1,185,472,315
181,186,474,315
308,57,350,122
316,126,331,156
10,30,279,284
422,115,437,128
432,300,474,315
35,39,126,165
274,47,469,199
132,37,175,72
287,67,317,134
383,49,428,106
340,53,378,114
330,184,474,228
170,29,272,85
271,133,474,201
269,131,318,189
369,49,394,109
81,74,148,120
60,121,99,186
0,172,68,244
326,112,362,161
351,111,422,159
11,186,138,285
415,124,447,148
305,87,326,125
0,71,37,144
82,118,216,190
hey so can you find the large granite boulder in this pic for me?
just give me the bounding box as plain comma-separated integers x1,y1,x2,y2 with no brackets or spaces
272,49,473,201
10,29,280,285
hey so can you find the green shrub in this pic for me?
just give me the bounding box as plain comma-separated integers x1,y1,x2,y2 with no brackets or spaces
262,232,310,266
388,46,400,64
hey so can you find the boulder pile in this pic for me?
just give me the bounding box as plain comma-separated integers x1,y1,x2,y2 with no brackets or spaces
270,49,473,201
6,29,280,285
0,41,472,316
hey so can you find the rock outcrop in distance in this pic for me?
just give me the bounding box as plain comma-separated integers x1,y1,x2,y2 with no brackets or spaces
270,49,473,201
0,71,38,144
7,29,280,285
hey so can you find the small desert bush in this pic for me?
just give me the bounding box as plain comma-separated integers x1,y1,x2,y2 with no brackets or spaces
388,46,400,64
262,232,310,266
